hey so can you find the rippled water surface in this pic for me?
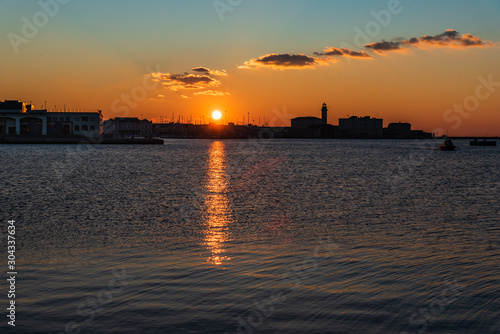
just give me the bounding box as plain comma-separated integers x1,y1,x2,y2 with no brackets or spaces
1,139,499,333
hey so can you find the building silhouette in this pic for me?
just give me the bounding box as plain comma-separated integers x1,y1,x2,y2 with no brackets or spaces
291,116,323,129
103,117,153,138
0,100,101,138
384,122,412,138
291,103,328,129
321,103,328,125
338,116,383,138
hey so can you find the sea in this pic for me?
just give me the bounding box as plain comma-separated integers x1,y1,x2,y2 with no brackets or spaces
1,139,499,334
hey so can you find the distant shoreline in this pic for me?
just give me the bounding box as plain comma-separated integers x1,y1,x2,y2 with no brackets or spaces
0,136,497,144
0,137,164,145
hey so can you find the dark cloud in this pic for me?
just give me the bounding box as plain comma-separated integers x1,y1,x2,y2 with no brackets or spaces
192,67,210,74
192,67,228,76
365,30,492,54
314,47,371,58
256,53,316,67
365,40,403,52
239,30,492,70
442,29,460,39
150,73,221,91
240,53,317,69
405,29,490,48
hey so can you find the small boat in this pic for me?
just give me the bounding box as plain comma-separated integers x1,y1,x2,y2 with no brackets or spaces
439,137,456,151
470,139,496,146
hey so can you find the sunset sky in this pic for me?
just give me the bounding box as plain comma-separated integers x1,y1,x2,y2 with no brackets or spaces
1,0,499,136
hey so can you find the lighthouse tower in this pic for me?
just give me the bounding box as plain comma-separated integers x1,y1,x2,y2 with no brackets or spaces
321,103,328,125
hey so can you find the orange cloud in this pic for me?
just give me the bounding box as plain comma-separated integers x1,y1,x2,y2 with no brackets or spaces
240,47,372,70
365,30,493,54
239,53,318,70
314,47,371,58
192,67,228,76
365,40,405,53
150,72,221,91
193,90,231,96
404,30,492,48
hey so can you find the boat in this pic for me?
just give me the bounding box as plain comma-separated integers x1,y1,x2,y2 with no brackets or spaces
439,137,456,151
470,139,496,146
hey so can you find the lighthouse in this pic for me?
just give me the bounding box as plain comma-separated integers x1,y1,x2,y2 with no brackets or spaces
321,103,328,125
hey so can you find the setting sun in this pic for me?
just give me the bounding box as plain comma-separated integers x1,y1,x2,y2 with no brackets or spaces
212,110,222,120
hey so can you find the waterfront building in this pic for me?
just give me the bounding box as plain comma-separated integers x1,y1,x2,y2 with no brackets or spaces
321,102,328,125
291,103,329,128
103,117,153,138
384,122,412,138
338,116,384,138
383,122,433,139
291,116,324,129
0,100,102,137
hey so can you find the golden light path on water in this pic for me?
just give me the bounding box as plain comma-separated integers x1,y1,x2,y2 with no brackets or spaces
203,141,233,265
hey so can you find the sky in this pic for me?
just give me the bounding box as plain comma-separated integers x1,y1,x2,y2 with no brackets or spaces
1,0,500,136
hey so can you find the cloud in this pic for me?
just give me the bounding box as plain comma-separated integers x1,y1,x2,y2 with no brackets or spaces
365,41,403,53
365,30,493,54
406,29,490,48
148,70,231,99
239,53,318,70
192,67,228,76
149,94,167,101
314,47,371,58
193,90,231,96
150,72,221,91
240,48,371,70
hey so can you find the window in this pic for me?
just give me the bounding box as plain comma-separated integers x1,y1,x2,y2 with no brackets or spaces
75,117,80,121
90,117,95,121
75,125,80,131
82,125,88,131
60,117,64,121
66,117,70,122
90,125,95,131
82,117,88,121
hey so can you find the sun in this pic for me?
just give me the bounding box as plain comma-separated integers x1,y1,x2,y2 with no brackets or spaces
212,110,222,120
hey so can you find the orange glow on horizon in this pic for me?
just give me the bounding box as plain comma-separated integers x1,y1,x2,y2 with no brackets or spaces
3,37,498,137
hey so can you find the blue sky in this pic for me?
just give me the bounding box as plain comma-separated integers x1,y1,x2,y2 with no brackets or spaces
3,0,499,67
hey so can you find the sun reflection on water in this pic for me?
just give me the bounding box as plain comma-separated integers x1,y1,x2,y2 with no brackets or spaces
203,141,233,265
